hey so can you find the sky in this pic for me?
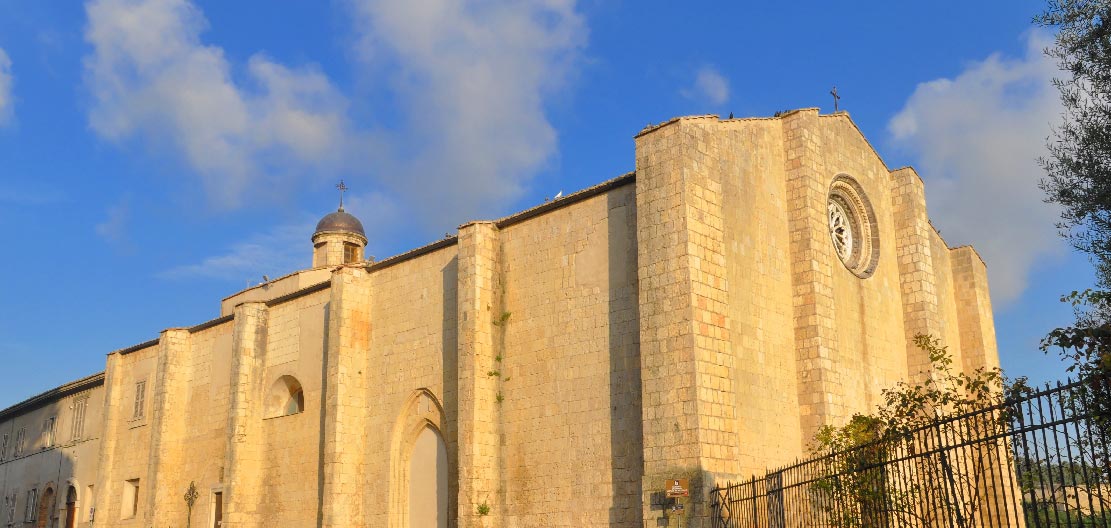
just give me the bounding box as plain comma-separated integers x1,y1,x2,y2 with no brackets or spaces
0,0,1094,408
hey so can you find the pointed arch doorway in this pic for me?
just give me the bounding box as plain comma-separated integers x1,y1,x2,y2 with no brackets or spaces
408,426,448,528
388,389,454,528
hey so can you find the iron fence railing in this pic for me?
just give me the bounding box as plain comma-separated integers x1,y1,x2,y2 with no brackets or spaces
710,375,1111,527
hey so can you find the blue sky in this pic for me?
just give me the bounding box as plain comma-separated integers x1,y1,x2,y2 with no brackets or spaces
0,0,1091,407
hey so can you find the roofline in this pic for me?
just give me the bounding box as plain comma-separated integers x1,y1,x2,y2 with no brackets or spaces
0,371,105,422
493,171,636,229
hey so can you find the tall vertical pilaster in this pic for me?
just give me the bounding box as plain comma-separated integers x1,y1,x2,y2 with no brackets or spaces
950,247,999,373
890,167,946,381
320,267,372,528
634,117,739,524
147,328,194,526
456,221,503,528
92,352,124,524
781,109,846,442
223,302,268,528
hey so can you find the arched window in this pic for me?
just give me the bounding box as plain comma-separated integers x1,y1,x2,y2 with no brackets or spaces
266,376,305,418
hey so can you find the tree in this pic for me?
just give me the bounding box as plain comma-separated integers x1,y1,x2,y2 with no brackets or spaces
810,335,1022,528
1037,1,1111,286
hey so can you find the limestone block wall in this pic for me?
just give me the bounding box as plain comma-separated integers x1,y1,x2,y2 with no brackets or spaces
715,118,804,474
94,345,157,527
497,184,642,526
360,247,458,528
259,292,327,526
631,111,1002,526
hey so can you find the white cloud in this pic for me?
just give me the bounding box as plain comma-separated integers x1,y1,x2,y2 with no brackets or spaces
158,220,313,281
83,0,361,209
681,65,729,105
0,47,13,125
160,192,399,281
348,0,586,226
889,31,1064,306
95,198,131,247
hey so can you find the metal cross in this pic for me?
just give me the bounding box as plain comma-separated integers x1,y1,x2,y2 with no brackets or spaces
830,86,840,112
336,180,348,209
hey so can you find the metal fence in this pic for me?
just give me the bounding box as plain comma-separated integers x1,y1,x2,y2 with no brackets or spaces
710,375,1111,527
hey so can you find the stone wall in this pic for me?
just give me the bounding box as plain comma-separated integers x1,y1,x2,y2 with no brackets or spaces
0,110,1002,528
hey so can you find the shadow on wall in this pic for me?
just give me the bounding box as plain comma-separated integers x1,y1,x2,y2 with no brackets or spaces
608,189,644,526
441,256,460,527
0,443,86,528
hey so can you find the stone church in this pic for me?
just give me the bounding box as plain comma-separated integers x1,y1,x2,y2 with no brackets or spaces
0,109,999,527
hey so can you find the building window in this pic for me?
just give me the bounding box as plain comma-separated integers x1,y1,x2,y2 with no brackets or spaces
827,175,880,278
14,428,25,457
42,416,56,449
24,489,36,523
3,492,14,527
266,376,305,418
72,397,88,441
0,434,7,461
132,380,147,420
121,480,139,520
343,242,359,263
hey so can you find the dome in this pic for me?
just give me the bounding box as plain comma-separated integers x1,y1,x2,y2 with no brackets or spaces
314,207,366,238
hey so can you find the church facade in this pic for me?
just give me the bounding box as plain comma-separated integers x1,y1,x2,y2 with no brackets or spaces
0,109,999,527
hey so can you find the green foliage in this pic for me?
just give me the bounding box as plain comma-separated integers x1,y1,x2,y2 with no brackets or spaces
476,502,491,516
1036,1,1111,286
1041,289,1111,378
492,311,512,326
495,392,504,404
810,334,1021,528
486,370,501,378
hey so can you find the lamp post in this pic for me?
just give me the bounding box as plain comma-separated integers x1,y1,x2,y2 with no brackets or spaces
184,482,199,528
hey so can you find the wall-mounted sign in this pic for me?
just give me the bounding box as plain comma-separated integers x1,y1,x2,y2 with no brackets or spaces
665,478,689,498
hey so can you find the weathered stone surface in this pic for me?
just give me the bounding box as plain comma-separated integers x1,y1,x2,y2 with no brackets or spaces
0,111,1000,528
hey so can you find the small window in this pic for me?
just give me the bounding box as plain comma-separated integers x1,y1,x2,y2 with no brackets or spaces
24,489,36,523
133,380,147,420
72,397,88,440
3,492,13,526
121,479,139,520
343,242,359,263
14,428,25,457
42,416,56,449
266,376,305,418
0,434,7,461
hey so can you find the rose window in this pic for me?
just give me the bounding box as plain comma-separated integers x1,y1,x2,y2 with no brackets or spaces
827,176,879,278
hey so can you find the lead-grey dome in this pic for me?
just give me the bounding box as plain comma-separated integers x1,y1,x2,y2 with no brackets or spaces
314,207,365,237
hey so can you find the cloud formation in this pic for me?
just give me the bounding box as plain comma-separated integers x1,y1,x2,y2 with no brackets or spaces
0,48,13,125
681,65,729,105
84,0,360,209
95,198,131,248
160,192,399,280
348,0,586,226
889,32,1064,306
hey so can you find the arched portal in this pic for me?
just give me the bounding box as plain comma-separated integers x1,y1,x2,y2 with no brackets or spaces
35,487,54,528
386,389,454,528
65,486,76,528
408,426,448,528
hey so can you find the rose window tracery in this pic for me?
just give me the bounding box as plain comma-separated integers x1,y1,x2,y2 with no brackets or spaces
826,176,879,278
828,199,853,261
